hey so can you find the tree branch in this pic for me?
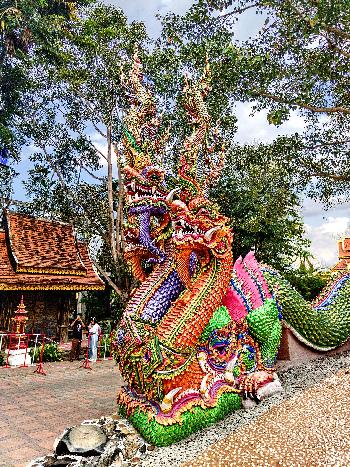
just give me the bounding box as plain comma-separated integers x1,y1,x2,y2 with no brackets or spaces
81,165,104,181
326,26,350,41
253,90,350,115
324,36,350,59
76,128,108,161
215,2,261,21
91,120,107,140
285,0,350,41
299,156,350,182
304,138,350,150
39,144,68,188
309,170,350,182
106,124,117,265
93,262,126,298
72,88,107,137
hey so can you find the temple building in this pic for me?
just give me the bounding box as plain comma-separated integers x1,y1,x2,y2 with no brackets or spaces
332,237,350,272
0,211,105,341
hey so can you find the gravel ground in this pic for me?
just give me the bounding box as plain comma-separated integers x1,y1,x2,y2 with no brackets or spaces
140,351,350,467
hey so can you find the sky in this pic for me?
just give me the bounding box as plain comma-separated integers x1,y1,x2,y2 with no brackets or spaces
103,0,350,268
13,0,350,269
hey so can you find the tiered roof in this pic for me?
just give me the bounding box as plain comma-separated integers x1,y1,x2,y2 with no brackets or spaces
332,237,350,272
0,211,105,291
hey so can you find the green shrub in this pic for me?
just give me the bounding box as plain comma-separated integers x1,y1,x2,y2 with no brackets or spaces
30,342,62,362
284,268,330,301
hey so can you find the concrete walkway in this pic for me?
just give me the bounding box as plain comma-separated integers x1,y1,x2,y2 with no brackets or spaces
0,360,122,467
184,367,350,467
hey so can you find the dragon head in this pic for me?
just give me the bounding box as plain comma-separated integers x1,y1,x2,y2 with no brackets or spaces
164,190,232,287
123,164,172,281
169,194,232,257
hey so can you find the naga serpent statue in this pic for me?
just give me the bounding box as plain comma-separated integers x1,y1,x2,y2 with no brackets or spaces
112,53,350,446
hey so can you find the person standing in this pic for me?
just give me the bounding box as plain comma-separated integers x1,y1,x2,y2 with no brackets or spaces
70,315,85,361
88,317,99,362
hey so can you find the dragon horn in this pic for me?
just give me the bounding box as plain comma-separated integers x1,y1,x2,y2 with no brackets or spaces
204,226,221,242
224,355,238,384
160,387,182,413
165,188,180,203
200,373,211,399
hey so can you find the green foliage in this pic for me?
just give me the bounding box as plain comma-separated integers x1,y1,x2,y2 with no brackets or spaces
0,0,93,158
210,141,310,270
12,3,148,311
119,391,241,446
284,267,330,301
81,289,120,323
30,342,62,362
158,0,350,204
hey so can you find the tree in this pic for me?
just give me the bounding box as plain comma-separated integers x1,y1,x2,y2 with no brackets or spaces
0,0,92,198
14,4,148,307
140,3,311,269
157,0,350,204
284,262,330,301
210,139,310,270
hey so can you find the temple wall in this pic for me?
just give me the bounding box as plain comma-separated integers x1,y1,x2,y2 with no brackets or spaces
277,325,350,369
0,291,77,342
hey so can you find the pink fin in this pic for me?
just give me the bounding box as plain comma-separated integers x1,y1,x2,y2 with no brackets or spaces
243,251,271,299
222,287,248,322
234,256,263,309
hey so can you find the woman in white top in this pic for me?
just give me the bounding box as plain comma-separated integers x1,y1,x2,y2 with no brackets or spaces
88,318,100,362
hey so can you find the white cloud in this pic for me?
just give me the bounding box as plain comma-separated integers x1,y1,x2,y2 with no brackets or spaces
305,216,350,268
234,102,305,144
302,198,350,224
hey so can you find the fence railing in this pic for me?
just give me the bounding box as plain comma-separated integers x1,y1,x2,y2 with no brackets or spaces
0,332,47,374
0,331,115,372
80,332,113,370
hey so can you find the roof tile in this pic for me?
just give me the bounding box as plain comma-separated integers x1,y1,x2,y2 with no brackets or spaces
0,213,105,291
6,211,86,273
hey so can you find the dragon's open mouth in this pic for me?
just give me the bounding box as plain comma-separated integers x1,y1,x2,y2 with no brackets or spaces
172,219,206,237
171,218,221,244
125,180,165,204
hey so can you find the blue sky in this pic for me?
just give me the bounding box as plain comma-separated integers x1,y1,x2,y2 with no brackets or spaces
13,0,350,268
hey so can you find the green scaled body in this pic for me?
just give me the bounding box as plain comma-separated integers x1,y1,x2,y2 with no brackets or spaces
246,299,282,366
263,269,350,350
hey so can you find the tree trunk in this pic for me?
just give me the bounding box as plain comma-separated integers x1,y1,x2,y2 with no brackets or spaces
107,125,117,265
115,147,125,255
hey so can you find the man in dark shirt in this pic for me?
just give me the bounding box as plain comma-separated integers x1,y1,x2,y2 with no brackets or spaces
70,315,85,361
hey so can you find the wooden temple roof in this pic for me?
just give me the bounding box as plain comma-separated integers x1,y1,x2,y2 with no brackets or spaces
0,211,105,291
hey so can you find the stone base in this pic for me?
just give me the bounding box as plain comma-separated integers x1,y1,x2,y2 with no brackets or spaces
5,348,32,367
29,415,150,467
277,325,350,370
